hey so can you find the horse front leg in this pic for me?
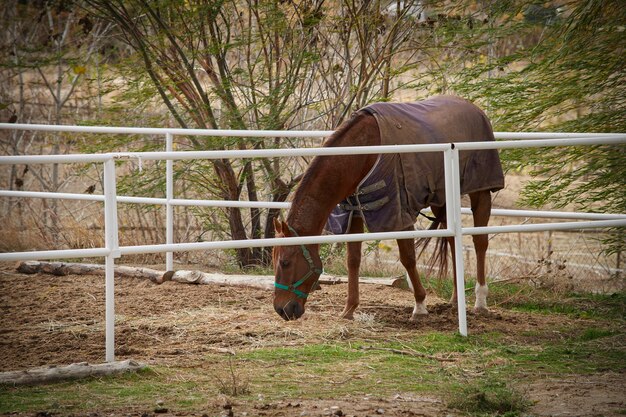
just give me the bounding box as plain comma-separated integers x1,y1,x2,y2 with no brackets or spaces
341,216,363,320
472,233,489,314
397,237,428,320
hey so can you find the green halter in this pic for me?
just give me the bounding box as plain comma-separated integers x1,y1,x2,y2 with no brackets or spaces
274,225,323,299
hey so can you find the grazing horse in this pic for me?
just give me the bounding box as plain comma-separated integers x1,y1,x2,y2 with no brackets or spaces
272,96,504,321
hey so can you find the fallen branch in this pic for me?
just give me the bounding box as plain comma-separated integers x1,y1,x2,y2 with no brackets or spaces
16,260,162,281
0,360,146,386
358,346,456,362
160,269,274,289
318,275,410,289
15,261,273,288
15,261,411,291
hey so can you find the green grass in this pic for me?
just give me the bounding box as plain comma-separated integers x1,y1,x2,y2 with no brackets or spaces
448,377,531,416
488,285,625,320
0,369,165,413
239,343,440,397
511,334,626,375
0,368,226,414
579,327,618,341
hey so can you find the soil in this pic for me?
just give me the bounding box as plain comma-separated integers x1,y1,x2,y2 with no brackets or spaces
0,263,624,417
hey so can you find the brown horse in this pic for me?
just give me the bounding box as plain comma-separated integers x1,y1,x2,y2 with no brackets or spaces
272,96,503,321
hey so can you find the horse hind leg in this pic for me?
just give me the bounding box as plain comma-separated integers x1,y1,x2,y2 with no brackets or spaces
397,236,428,320
470,190,492,314
341,216,364,320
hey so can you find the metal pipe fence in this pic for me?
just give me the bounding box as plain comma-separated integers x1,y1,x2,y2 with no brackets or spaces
1,122,625,363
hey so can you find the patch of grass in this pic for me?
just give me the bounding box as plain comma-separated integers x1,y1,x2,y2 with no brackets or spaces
448,378,530,416
2,373,124,413
584,292,626,320
511,301,594,317
422,275,456,301
241,343,363,363
490,287,626,320
237,340,463,398
0,367,209,414
236,332,516,400
503,328,626,374
578,327,617,341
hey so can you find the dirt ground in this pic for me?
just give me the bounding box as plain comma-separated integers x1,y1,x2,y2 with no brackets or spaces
0,263,624,416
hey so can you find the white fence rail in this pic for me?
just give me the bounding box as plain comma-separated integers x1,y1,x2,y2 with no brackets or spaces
1,123,625,363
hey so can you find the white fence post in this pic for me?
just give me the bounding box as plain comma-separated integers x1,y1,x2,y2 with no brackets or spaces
444,145,468,336
103,158,120,362
166,133,174,271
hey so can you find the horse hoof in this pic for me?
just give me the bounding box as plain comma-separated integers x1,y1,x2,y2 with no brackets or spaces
340,311,355,320
473,306,490,315
409,313,426,322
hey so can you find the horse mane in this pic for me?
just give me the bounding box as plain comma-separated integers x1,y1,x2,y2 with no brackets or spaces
290,110,369,204
284,110,374,233
322,110,369,147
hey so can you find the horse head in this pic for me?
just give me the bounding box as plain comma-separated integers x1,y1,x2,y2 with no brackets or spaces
272,218,322,320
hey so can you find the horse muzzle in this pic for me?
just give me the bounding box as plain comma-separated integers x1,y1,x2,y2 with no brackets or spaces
274,300,304,321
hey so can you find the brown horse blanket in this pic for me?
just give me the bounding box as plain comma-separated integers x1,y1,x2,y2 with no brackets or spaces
326,96,504,234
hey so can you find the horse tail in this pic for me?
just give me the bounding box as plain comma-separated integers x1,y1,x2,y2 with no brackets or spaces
415,212,448,279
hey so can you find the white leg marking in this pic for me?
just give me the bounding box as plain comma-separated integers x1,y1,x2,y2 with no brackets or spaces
474,283,489,312
410,301,429,321
407,272,427,320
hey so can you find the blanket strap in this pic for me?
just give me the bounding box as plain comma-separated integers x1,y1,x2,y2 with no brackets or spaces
339,196,390,212
418,210,438,222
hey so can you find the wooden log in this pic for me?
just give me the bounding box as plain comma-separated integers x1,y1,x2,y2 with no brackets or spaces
164,270,274,289
16,260,163,282
15,261,275,288
15,261,410,290
319,275,410,289
0,360,146,386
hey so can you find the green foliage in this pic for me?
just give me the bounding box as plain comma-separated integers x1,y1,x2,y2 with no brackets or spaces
319,242,347,273
425,0,626,255
421,274,456,301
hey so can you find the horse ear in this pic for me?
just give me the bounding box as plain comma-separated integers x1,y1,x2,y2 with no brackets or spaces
273,217,283,235
281,221,291,237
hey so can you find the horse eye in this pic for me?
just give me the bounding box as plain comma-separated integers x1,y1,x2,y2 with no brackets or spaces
280,259,290,267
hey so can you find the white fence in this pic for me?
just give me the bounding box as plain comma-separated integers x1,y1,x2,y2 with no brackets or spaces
1,122,625,363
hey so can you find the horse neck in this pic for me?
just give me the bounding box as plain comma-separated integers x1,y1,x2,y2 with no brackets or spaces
287,112,379,236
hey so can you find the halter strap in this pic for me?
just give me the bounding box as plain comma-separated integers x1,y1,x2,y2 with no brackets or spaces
274,225,323,299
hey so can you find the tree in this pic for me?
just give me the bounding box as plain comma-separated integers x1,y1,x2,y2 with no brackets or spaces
407,0,624,255
473,1,624,254
84,0,427,267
